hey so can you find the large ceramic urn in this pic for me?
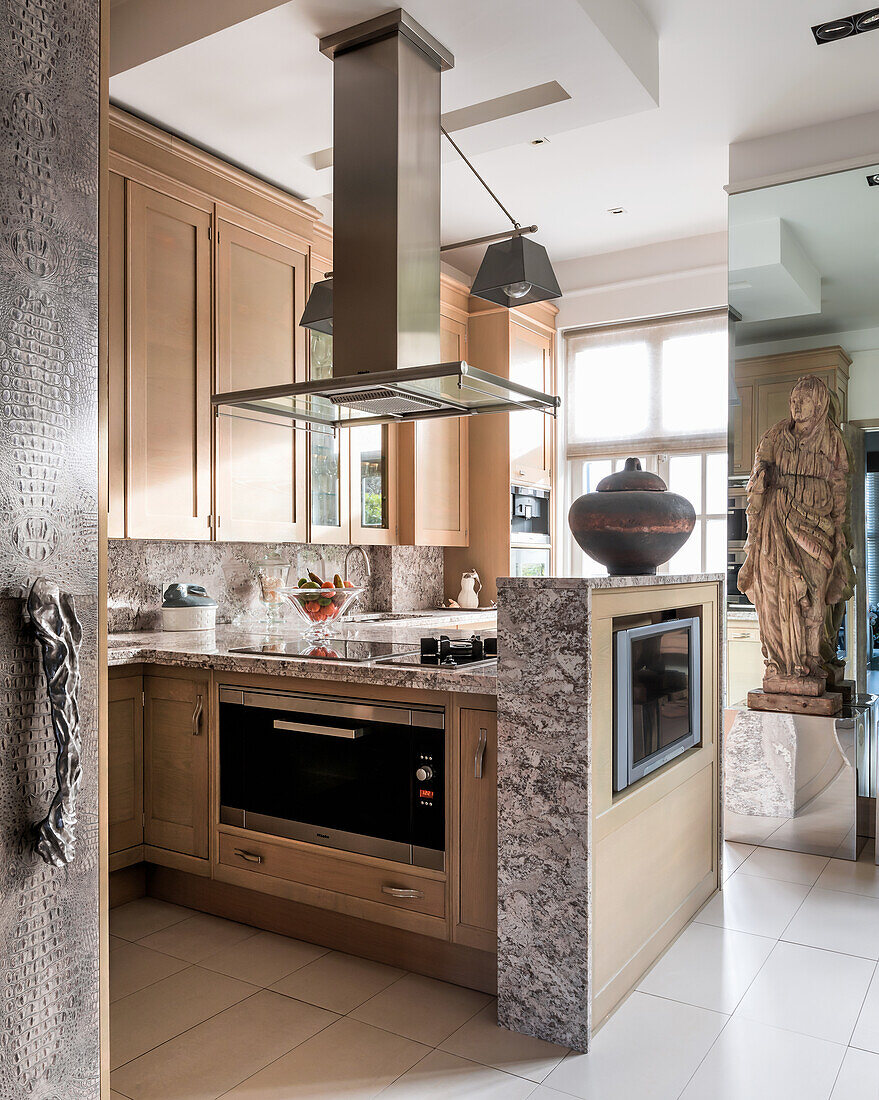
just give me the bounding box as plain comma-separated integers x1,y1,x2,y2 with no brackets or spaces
567,458,696,576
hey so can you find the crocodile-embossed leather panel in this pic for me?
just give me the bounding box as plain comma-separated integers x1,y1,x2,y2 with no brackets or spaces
0,0,99,1094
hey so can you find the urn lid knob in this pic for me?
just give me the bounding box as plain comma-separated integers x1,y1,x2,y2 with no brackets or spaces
596,457,667,493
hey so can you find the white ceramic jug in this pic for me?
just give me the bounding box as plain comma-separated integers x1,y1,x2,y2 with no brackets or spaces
456,570,482,609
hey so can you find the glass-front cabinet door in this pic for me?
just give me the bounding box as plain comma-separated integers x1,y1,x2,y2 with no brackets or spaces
307,314,350,542
350,422,395,543
509,320,553,488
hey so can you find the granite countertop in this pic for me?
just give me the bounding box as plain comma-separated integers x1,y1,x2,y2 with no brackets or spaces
108,617,498,695
727,607,757,621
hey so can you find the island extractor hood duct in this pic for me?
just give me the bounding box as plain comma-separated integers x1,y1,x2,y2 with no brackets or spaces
212,9,560,431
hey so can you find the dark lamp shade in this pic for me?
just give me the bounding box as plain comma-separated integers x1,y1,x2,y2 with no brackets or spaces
300,277,334,334
470,235,562,308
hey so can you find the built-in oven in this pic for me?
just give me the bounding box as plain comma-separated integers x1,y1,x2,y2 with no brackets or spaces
728,483,748,545
219,686,445,870
727,547,751,606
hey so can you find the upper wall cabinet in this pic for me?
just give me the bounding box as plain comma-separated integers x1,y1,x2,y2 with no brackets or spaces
126,179,213,540
730,346,851,476
215,212,309,541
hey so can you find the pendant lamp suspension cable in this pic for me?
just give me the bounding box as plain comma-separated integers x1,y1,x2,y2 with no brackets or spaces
441,126,521,231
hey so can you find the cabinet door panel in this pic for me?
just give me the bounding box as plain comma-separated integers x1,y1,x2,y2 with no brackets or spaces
413,314,469,545
457,709,497,949
144,674,209,859
109,674,143,855
127,182,212,539
216,220,307,541
729,383,753,476
509,322,552,487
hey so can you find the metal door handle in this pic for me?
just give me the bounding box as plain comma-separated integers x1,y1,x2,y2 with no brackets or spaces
192,694,203,735
234,848,263,864
474,727,488,779
26,578,84,867
381,885,424,899
273,719,364,739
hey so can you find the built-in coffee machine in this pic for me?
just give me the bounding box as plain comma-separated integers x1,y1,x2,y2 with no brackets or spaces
511,483,551,577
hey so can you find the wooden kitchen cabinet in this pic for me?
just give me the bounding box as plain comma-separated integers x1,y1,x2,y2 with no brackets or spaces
109,673,144,857
455,708,497,952
509,321,553,488
144,673,210,861
215,213,309,541
727,618,764,706
731,347,850,476
126,180,213,539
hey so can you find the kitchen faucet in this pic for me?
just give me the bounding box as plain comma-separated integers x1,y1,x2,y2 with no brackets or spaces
344,545,371,585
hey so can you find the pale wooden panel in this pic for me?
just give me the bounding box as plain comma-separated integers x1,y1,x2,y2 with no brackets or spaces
127,181,212,539
144,673,209,860
108,171,126,537
593,763,715,996
729,383,754,476
216,219,307,541
456,709,497,950
509,321,551,487
727,622,764,707
108,674,143,855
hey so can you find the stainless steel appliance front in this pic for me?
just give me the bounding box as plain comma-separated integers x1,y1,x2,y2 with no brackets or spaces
219,686,445,870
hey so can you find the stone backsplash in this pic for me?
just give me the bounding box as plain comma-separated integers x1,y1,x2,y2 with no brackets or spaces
109,540,444,632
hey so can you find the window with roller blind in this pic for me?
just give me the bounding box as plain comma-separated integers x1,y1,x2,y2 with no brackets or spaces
561,310,729,576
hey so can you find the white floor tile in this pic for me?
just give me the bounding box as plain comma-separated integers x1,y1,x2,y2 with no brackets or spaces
831,1047,879,1099
439,1002,568,1083
783,889,879,960
637,922,775,1014
695,872,810,938
200,930,328,987
109,898,191,942
137,912,259,963
817,857,879,899
111,989,335,1100
542,992,727,1100
679,1016,846,1100
734,941,874,1045
849,966,879,1053
738,847,830,886
109,941,187,1003
350,973,492,1047
380,1049,535,1099
723,842,756,882
221,1017,428,1099
527,1089,577,1100
272,950,404,1014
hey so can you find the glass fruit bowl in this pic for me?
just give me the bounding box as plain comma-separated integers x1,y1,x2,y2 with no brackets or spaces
281,583,364,637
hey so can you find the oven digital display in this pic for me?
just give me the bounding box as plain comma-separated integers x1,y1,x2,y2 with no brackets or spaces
419,788,434,799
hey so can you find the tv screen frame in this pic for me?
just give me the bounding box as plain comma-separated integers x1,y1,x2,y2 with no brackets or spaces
613,616,701,793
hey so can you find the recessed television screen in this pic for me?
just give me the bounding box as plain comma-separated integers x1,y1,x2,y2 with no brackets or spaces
614,617,701,793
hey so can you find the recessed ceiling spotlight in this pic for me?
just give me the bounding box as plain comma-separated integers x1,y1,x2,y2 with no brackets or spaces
607,207,627,215
867,173,879,186
812,7,879,42
530,137,550,145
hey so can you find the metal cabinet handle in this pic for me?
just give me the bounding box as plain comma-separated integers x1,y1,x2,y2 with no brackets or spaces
192,694,204,735
273,719,363,739
234,848,263,864
474,727,488,779
26,578,84,867
381,885,424,899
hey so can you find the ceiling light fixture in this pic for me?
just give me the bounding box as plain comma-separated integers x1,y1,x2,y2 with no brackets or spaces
440,126,561,308
868,173,879,186
607,207,627,215
812,7,879,42
300,273,333,334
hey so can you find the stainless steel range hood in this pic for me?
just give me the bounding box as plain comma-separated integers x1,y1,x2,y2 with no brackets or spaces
212,8,559,432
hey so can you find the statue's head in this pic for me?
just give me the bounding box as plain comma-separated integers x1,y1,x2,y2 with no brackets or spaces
790,375,830,426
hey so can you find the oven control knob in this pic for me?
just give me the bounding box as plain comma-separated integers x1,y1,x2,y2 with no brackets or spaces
416,766,434,782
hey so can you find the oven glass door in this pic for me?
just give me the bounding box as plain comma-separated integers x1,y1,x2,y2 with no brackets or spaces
510,545,551,578
220,698,443,863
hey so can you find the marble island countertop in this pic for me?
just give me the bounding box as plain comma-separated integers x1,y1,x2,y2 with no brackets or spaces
108,617,498,695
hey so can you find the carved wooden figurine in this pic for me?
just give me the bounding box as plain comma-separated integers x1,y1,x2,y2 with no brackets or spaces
738,375,854,716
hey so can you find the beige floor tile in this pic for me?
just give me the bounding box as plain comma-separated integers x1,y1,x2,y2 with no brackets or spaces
200,930,329,987
110,941,188,1003
110,965,256,1070
221,1016,428,1099
111,989,336,1100
439,1001,569,1083
350,973,492,1046
271,951,404,1014
110,935,127,952
109,898,192,941
137,912,259,962
381,1049,536,1099
111,1092,130,1099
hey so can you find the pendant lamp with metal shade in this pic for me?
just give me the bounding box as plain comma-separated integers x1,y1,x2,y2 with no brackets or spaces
300,275,334,334
440,126,562,309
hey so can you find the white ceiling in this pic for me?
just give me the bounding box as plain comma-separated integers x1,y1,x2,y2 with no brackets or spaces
110,0,879,283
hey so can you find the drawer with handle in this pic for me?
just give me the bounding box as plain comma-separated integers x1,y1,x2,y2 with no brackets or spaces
218,832,445,918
